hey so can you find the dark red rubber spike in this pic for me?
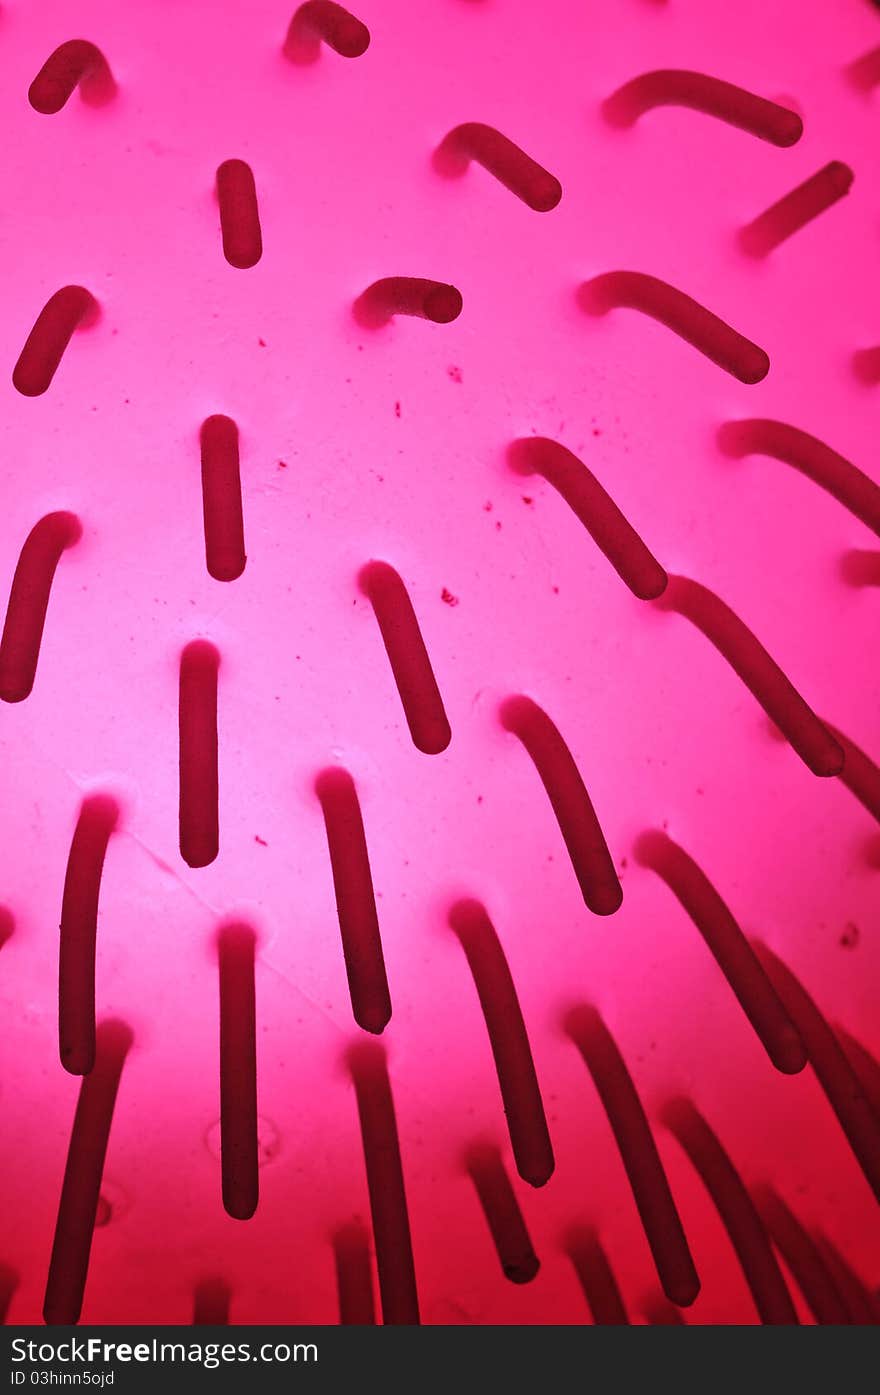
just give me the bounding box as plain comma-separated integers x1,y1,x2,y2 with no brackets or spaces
840,550,880,588
199,415,246,581
602,71,803,146
465,1143,540,1284
13,287,98,397
0,512,82,703
332,1221,377,1325
433,123,562,212
717,420,880,538
28,41,116,114
0,907,13,954
358,562,452,754
656,576,844,777
752,941,880,1204
500,696,622,916
564,1226,630,1324
284,2,370,62
634,831,806,1074
822,721,880,825
449,900,554,1187
59,794,121,1076
347,1041,419,1325
845,46,880,93
315,768,392,1034
192,1278,231,1325
834,1026,880,1119
852,347,880,385
739,163,853,258
507,438,667,600
216,160,262,269
178,640,220,868
752,1186,851,1324
812,1233,880,1324
662,1099,799,1324
579,273,769,384
43,1020,133,1325
564,1005,700,1307
353,279,463,329
217,923,259,1221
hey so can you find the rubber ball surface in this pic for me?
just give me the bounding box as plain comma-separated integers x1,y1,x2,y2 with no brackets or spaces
0,0,878,1326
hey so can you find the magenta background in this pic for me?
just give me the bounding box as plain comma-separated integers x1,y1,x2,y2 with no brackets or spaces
0,0,878,1323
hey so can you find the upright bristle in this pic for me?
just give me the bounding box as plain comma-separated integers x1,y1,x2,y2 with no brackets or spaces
359,562,451,754
44,1021,133,1325
178,640,221,869
59,794,121,1076
347,1042,419,1325
753,942,880,1205
752,1186,851,1325
662,1099,799,1326
564,1227,630,1324
465,1143,540,1284
564,1006,699,1308
216,161,263,270
315,768,392,1034
500,696,622,916
449,899,553,1187
635,831,805,1074
192,1277,232,1325
199,416,247,582
217,924,259,1222
332,1221,377,1325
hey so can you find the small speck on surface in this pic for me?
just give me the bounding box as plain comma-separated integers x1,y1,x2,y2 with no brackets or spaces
448,365,463,383
839,922,860,950
441,587,459,607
